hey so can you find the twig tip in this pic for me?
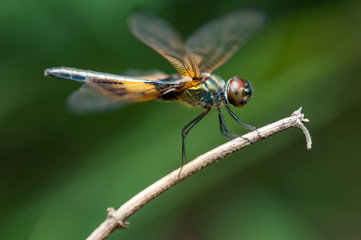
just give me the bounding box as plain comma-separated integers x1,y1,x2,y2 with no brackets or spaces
290,107,312,150
291,107,302,116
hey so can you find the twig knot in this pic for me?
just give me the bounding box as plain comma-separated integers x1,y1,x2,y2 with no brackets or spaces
107,208,128,229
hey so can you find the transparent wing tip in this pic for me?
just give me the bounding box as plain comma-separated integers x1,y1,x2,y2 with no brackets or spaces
67,83,127,114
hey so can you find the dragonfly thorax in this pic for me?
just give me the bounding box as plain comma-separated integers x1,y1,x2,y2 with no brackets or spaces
174,75,225,108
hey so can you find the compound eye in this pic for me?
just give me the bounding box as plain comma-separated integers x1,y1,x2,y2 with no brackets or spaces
226,77,253,108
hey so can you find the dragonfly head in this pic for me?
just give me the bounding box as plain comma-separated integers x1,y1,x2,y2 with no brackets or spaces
225,76,253,108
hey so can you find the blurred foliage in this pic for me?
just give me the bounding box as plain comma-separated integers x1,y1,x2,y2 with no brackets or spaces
1,0,361,239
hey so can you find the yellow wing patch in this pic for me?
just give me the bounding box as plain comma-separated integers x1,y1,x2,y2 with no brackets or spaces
88,79,164,102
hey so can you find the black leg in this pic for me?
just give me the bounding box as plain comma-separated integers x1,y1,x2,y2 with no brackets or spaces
218,108,239,139
219,104,255,144
181,108,211,166
223,102,256,131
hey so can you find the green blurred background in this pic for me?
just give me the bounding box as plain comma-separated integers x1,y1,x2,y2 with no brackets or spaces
1,0,361,239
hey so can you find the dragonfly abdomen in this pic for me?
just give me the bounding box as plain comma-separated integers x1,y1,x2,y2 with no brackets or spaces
45,67,89,82
44,67,129,83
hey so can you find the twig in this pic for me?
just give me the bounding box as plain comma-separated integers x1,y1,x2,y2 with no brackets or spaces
86,107,311,240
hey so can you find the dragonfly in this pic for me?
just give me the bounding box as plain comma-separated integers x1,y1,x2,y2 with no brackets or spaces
45,9,266,165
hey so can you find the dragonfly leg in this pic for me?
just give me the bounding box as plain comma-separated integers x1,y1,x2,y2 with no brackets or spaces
223,102,256,131
220,104,256,144
218,108,239,139
181,108,211,166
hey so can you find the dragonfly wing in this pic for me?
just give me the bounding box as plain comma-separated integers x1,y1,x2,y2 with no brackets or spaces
46,67,180,102
86,75,180,103
67,83,126,113
122,69,171,80
128,11,201,78
185,9,267,73
68,76,180,113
